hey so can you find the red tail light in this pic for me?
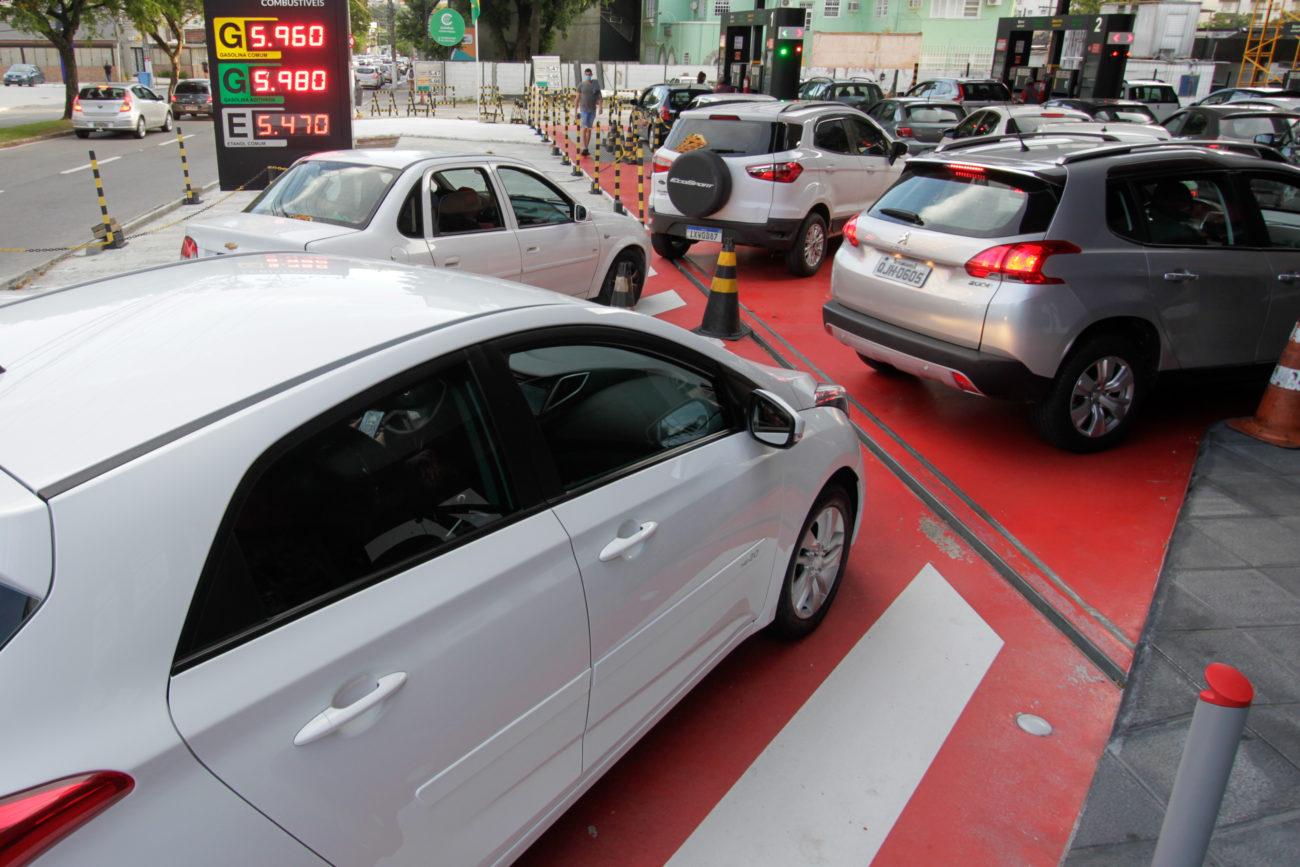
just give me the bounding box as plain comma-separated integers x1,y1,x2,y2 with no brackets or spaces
844,215,859,247
661,107,671,122
72,96,82,112
896,126,914,138
119,92,132,112
745,161,804,183
180,236,198,259
965,241,1081,283
652,156,672,173
170,94,177,102
0,772,134,867
205,95,213,104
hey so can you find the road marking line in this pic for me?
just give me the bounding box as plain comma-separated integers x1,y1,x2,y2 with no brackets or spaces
666,563,1003,866
159,134,191,146
61,156,120,175
635,289,685,318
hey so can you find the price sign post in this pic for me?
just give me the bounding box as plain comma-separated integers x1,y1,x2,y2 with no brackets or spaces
204,0,353,190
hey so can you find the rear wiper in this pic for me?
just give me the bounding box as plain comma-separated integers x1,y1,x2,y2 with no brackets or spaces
879,207,924,225
709,148,744,154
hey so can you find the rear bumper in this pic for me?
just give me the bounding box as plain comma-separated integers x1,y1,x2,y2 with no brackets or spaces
648,210,804,250
821,300,1051,402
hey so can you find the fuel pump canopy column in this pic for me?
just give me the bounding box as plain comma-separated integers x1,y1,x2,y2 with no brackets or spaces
719,7,805,100
991,13,1134,101
204,0,354,190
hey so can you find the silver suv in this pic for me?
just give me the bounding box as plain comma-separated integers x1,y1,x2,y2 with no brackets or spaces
648,101,908,276
823,135,1300,452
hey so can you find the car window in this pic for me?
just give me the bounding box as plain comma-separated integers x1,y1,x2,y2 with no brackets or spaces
506,343,729,491
175,81,209,95
175,359,519,668
669,90,696,111
1124,175,1241,246
431,167,503,234
962,82,1011,101
1245,174,1300,248
1180,112,1210,136
497,166,573,228
870,163,1058,238
845,115,887,156
1201,92,1228,105
814,118,852,153
79,85,126,100
664,118,778,156
867,101,895,121
397,179,424,238
247,160,397,228
1221,115,1291,140
906,104,964,123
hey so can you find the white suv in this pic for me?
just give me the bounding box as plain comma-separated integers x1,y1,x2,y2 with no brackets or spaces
647,101,908,276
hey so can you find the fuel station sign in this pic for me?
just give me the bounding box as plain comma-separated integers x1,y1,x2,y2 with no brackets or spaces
204,0,353,190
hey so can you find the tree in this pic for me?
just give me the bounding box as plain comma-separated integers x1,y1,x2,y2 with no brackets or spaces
1069,0,1101,15
397,0,447,60
1201,13,1250,31
351,0,372,49
1,0,122,119
124,0,202,99
481,0,597,61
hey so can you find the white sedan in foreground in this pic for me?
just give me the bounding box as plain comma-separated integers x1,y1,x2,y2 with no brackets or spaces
182,150,652,305
0,254,863,866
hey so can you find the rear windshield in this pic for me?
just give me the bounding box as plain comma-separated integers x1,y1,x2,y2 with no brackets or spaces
79,85,126,100
247,160,398,228
962,82,1012,101
1100,106,1157,123
175,81,209,94
665,118,796,156
869,163,1058,238
905,104,964,123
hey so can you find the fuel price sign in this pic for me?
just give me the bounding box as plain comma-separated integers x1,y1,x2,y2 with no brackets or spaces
204,0,353,190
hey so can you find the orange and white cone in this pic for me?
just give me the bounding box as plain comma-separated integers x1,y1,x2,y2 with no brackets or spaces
1228,320,1300,448
693,238,751,341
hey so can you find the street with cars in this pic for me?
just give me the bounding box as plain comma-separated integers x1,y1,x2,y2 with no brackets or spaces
1,71,1298,866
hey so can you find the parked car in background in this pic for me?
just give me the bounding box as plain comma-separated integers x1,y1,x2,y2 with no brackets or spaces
823,136,1300,452
182,149,652,304
649,101,908,276
904,78,1012,107
864,97,966,153
1193,86,1300,106
1035,121,1171,142
937,105,1092,144
1162,104,1300,152
72,83,172,139
633,82,714,148
170,78,213,118
797,78,885,112
3,63,45,86
1041,98,1159,124
685,92,777,111
0,252,863,867
1120,80,1182,121
354,65,382,89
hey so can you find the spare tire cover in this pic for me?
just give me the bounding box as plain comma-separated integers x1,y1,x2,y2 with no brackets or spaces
666,149,732,218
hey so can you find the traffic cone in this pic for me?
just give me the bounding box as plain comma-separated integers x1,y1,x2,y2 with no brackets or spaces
694,238,751,341
1228,320,1300,447
610,261,636,309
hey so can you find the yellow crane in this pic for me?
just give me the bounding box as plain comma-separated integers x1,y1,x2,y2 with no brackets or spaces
1240,0,1300,86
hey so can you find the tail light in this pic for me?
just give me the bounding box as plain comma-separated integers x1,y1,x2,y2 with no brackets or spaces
896,126,914,138
180,236,198,259
844,215,859,247
205,95,213,104
0,772,134,867
72,96,82,113
660,107,671,122
965,241,1081,284
652,156,673,173
170,94,177,103
745,162,804,183
119,92,132,112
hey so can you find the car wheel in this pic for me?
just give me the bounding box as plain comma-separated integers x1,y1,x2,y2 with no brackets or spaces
596,249,646,305
666,149,732,217
651,232,693,260
134,117,146,138
74,129,91,139
161,111,172,132
1029,334,1151,453
785,212,828,277
857,353,902,375
770,484,853,640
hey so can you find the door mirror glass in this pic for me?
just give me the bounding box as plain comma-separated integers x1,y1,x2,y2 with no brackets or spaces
748,389,804,448
573,203,588,222
889,140,910,163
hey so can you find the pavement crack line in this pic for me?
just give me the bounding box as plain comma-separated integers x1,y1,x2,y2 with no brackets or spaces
671,253,1130,688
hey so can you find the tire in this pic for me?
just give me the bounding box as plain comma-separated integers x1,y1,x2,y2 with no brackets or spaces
666,148,732,217
785,212,828,277
596,249,645,305
769,485,853,640
161,111,172,133
1029,334,1151,453
651,232,692,260
134,117,146,139
74,129,90,138
857,353,902,375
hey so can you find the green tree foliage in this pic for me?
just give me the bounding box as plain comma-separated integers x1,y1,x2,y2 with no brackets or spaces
481,0,597,61
1201,12,1250,31
123,0,202,100
1,0,121,118
351,0,372,48
1069,0,1101,14
397,0,454,60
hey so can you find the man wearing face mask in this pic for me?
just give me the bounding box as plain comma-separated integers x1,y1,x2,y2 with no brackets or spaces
574,68,602,156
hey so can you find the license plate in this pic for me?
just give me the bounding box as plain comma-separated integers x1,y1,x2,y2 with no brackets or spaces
685,225,723,243
94,122,108,129
874,254,932,288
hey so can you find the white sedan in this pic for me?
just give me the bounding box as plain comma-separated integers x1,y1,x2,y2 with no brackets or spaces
0,254,863,866
182,150,652,305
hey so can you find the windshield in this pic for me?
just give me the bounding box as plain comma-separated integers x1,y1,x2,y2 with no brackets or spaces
247,160,398,228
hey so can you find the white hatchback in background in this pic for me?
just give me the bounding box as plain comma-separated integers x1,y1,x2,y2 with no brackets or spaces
647,101,909,277
72,83,172,139
937,105,1093,145
0,253,863,866
1121,80,1183,123
182,150,653,305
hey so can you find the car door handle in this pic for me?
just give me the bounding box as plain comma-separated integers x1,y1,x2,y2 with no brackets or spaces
525,245,540,254
598,521,659,562
1163,269,1198,282
293,672,408,747
1278,271,1300,284
442,256,461,267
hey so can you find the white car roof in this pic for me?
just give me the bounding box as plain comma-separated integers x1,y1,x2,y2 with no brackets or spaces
0,254,570,495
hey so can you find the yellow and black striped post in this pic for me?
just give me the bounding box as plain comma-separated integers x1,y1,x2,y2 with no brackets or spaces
88,149,126,249
176,129,201,205
612,122,624,214
590,126,602,195
694,238,750,340
560,107,572,166
637,141,646,224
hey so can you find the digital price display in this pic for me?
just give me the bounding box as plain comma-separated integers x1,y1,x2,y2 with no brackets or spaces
204,0,352,190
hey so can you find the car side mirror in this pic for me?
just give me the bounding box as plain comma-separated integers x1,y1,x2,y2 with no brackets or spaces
889,140,909,163
942,128,957,139
748,389,805,449
573,203,588,222
1255,132,1278,147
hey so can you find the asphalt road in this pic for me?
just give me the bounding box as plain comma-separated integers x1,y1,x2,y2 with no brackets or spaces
1,116,219,288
